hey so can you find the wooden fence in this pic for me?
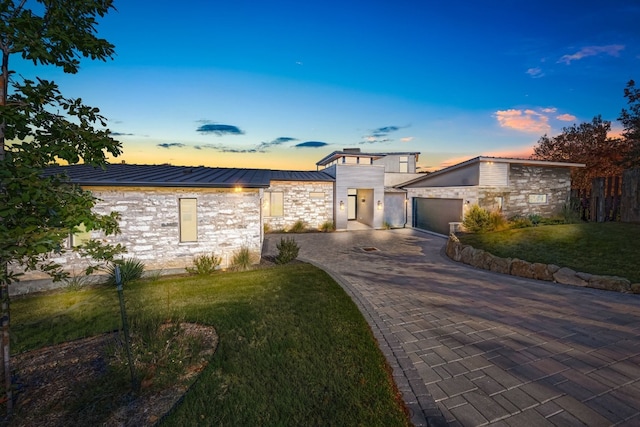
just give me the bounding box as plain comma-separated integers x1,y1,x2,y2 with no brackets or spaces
571,169,640,223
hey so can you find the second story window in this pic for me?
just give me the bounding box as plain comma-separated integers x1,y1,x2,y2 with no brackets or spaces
399,156,409,173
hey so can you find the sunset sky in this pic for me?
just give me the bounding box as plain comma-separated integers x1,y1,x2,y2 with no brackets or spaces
12,0,640,171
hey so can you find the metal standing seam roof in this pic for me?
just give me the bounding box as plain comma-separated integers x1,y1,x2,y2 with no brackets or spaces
43,164,335,188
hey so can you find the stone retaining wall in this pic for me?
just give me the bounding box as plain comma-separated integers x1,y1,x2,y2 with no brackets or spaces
446,234,640,294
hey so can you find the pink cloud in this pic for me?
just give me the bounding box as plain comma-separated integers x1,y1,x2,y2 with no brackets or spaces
494,109,551,133
400,136,414,142
558,44,624,65
556,113,577,122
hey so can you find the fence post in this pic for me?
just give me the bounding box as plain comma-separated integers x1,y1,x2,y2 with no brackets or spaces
621,168,640,223
591,178,605,222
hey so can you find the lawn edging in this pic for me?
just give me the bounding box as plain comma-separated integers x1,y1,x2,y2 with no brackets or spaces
446,234,640,294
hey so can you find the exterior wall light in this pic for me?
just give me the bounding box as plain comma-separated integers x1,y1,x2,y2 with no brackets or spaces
339,201,344,210
361,197,366,203
377,200,382,210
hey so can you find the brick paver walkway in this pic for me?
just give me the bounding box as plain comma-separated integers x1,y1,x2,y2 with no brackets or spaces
263,229,640,427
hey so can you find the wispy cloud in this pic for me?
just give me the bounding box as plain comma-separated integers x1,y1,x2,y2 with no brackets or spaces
295,141,329,148
191,136,303,153
157,142,186,149
526,67,544,78
494,109,551,133
558,44,624,65
256,137,298,151
400,136,414,142
196,122,245,136
556,113,577,122
110,131,135,136
361,124,408,144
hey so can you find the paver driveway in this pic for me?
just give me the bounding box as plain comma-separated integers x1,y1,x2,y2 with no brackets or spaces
263,229,640,427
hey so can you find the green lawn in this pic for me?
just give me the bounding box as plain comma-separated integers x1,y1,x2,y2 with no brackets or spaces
458,222,640,283
10,263,410,426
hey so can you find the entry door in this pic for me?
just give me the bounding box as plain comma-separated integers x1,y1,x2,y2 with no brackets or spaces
347,195,357,220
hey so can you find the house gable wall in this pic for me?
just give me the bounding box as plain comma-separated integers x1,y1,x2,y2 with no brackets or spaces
263,180,334,231
404,163,480,187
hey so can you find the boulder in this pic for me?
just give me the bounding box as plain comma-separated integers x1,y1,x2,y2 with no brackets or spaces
470,249,494,270
510,259,534,279
588,275,631,293
446,236,463,261
460,245,475,265
576,271,593,282
553,267,587,287
489,256,512,275
531,262,554,281
631,283,640,294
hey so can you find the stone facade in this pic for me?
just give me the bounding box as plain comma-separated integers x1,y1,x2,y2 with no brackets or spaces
28,186,263,278
501,165,572,218
263,181,334,231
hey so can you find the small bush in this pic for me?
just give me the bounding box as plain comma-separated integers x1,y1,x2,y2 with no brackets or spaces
320,221,335,232
64,274,88,291
263,223,272,234
230,246,254,271
288,220,307,233
108,258,146,285
462,204,492,233
488,211,508,231
382,221,392,230
509,215,533,228
528,213,542,226
186,253,222,275
275,237,300,264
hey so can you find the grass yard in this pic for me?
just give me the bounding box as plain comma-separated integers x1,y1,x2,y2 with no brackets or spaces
10,263,410,426
458,222,640,283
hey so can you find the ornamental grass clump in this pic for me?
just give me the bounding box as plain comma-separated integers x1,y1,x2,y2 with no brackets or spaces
107,258,146,285
288,220,307,233
186,253,222,275
275,237,300,264
230,246,254,271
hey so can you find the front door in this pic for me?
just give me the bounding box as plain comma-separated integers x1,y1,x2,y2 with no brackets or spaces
347,194,357,220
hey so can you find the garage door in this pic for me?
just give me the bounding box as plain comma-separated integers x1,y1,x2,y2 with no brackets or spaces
413,198,463,235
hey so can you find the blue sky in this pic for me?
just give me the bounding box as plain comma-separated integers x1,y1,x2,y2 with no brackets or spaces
13,0,640,171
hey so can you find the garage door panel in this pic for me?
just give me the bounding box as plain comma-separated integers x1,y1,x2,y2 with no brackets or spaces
413,198,463,235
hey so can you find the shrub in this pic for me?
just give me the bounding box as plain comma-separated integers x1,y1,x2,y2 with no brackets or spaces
186,253,222,275
107,258,145,285
488,211,508,231
509,215,533,228
275,237,300,264
528,213,542,226
382,221,392,230
230,246,254,271
288,220,307,233
462,204,492,233
263,223,272,234
320,221,335,232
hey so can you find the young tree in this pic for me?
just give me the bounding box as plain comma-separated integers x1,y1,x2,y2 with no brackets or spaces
531,115,629,191
1,0,123,413
619,79,640,168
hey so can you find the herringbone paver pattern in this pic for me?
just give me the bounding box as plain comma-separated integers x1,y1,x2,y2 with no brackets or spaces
263,229,640,427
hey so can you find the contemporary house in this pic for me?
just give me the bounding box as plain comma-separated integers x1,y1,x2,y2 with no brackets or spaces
14,150,582,288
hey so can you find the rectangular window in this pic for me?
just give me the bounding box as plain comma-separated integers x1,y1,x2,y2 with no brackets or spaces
263,192,284,217
179,198,198,242
528,194,548,204
399,156,409,173
71,223,92,247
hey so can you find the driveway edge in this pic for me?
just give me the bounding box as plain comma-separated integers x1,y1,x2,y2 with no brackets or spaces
301,257,448,427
